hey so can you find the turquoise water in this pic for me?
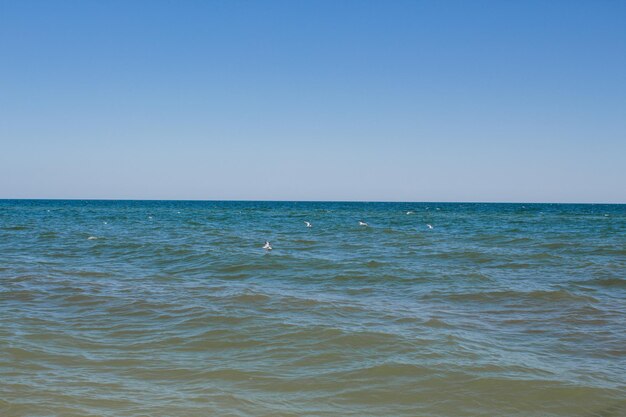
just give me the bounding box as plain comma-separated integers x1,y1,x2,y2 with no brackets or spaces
1,200,625,416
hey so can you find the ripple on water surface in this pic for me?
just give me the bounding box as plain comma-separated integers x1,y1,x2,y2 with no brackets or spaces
1,200,625,417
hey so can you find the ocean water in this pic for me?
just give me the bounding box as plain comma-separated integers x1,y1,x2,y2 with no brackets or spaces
1,200,624,417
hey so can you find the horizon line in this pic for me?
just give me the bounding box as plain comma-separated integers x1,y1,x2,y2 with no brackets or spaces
1,198,624,205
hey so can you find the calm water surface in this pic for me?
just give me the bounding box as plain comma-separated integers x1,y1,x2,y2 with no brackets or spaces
1,200,625,416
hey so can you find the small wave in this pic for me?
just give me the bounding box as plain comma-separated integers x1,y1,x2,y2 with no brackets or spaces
338,362,432,379
490,262,532,269
471,234,507,243
331,273,427,283
431,251,494,263
577,277,626,288
539,242,577,250
70,269,112,277
589,248,626,256
437,289,598,304
459,272,493,282
2,225,28,231
328,331,404,348
423,317,453,328
365,260,386,268
0,289,38,302
293,239,317,244
502,237,534,244
230,292,272,303
216,262,288,273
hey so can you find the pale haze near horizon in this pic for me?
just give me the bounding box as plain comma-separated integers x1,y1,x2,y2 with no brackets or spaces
1,1,625,203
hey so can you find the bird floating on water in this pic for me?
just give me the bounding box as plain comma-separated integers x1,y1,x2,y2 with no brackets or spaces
263,241,272,251
359,221,368,226
87,236,98,240
406,211,414,215
304,221,312,228
427,224,433,229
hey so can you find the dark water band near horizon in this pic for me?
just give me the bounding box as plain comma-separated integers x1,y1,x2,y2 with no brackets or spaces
1,200,624,416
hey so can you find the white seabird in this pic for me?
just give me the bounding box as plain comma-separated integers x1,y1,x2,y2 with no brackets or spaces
304,221,312,228
426,224,433,229
359,221,368,226
263,241,272,251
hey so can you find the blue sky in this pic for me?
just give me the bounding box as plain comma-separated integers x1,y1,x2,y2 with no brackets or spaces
1,0,625,202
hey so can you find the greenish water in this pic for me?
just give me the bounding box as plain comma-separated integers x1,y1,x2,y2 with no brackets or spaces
1,200,624,416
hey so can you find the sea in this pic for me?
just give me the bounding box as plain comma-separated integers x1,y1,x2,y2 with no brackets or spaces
1,200,624,417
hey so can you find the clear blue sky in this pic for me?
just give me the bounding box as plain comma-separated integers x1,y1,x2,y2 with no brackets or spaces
1,0,625,202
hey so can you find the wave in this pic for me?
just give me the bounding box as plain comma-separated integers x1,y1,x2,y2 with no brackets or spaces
434,289,598,304
577,277,626,288
2,225,28,231
431,250,494,263
2,200,625,417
